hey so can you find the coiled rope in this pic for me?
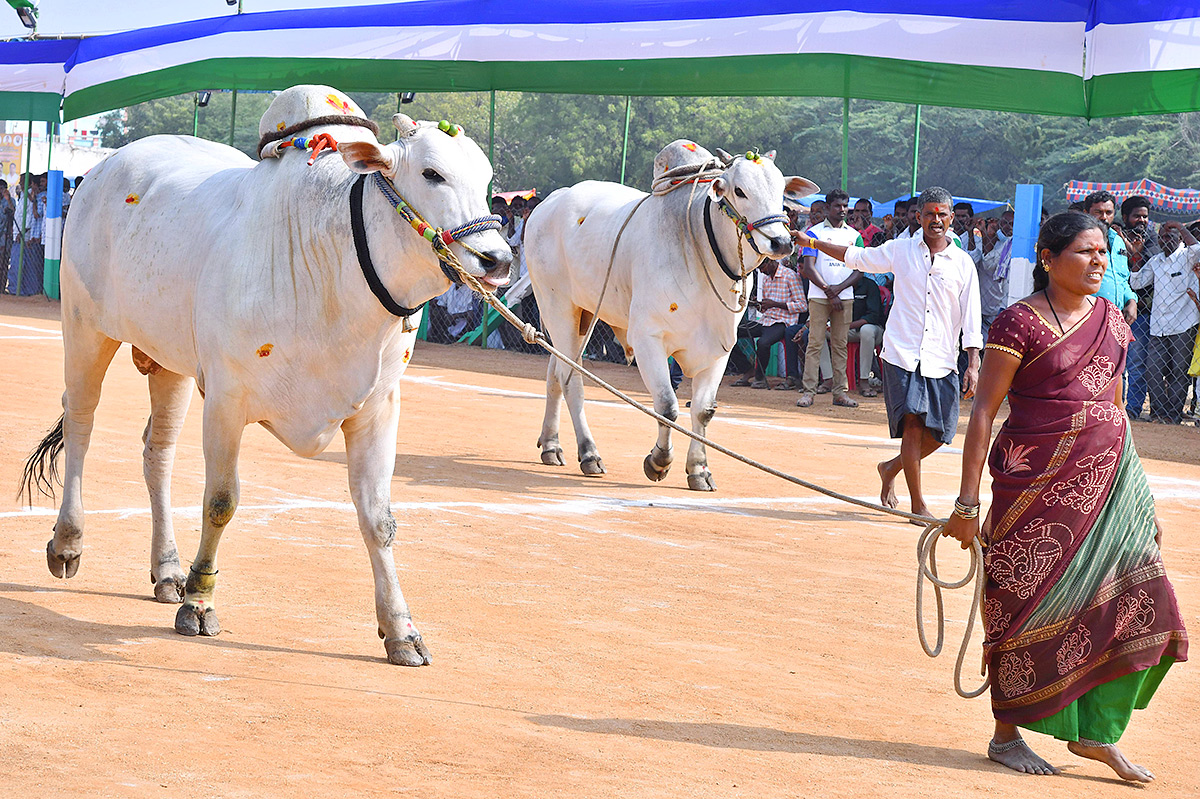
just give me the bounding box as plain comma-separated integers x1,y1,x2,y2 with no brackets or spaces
400,179,990,699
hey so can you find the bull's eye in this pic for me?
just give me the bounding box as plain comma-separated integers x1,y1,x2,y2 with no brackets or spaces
734,187,747,199
422,168,445,184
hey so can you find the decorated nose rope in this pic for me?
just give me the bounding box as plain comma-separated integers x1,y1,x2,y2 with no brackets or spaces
280,122,504,278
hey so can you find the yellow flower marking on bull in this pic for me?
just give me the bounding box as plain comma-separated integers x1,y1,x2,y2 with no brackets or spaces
256,343,274,358
669,303,678,313
577,217,586,225
276,121,286,131
124,193,139,205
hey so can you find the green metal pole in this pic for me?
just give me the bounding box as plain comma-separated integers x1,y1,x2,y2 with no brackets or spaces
482,89,496,350
193,96,199,137
229,89,238,148
14,119,33,294
910,104,922,197
841,97,850,192
619,96,632,186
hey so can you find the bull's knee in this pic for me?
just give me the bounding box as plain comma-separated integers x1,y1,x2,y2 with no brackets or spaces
367,511,397,549
206,491,237,528
657,402,679,424
697,403,717,427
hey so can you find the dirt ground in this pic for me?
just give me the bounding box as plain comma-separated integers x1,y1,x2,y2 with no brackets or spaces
0,293,1196,798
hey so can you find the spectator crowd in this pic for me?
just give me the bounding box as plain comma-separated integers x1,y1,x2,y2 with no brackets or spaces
725,188,1200,426
3,172,77,297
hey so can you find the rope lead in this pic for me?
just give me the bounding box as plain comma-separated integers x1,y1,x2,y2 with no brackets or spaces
398,173,989,700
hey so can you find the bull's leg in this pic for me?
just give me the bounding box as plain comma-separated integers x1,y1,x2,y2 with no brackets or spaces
342,388,431,666
684,359,726,492
47,327,121,578
174,397,243,637
631,335,678,483
143,369,194,603
539,310,604,475
537,357,566,466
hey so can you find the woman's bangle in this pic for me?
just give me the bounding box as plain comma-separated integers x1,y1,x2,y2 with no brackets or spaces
953,498,981,520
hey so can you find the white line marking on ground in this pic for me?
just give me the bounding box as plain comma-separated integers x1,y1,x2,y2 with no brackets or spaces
403,372,963,451
0,321,61,333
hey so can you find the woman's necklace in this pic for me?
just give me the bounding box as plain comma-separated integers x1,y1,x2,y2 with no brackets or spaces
1043,288,1066,334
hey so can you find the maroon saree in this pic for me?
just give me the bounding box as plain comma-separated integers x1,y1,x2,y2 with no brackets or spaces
981,298,1187,727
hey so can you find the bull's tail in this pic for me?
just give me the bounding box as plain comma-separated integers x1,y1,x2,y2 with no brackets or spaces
20,414,65,505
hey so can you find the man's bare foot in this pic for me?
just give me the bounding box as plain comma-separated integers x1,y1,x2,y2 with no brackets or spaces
908,503,934,526
1067,739,1155,783
878,461,899,508
988,736,1060,775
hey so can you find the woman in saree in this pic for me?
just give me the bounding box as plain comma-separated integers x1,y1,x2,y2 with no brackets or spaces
942,212,1188,782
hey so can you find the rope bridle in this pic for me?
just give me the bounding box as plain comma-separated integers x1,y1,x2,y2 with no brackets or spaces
369,171,504,286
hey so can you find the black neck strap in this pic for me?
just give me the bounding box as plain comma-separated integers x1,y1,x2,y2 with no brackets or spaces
704,197,755,282
703,197,744,282
350,173,425,319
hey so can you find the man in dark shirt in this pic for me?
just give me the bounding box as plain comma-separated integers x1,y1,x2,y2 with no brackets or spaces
848,277,886,396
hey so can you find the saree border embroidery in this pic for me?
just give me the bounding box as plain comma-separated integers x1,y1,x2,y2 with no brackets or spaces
992,408,1085,541
993,561,1168,652
992,630,1186,710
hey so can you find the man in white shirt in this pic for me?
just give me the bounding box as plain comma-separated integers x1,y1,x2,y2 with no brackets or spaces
1129,220,1200,424
795,186,982,518
797,189,863,408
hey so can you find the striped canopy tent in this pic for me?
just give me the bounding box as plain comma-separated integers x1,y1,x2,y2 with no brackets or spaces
0,38,70,123
0,2,1192,121
56,1,1095,121
1065,178,1200,216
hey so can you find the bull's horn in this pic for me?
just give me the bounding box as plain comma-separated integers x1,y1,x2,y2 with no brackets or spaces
715,148,735,165
393,113,420,138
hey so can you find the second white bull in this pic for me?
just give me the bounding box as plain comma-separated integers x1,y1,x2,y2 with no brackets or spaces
524,142,818,490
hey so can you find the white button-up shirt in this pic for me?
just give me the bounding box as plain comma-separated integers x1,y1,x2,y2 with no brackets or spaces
845,236,983,378
1130,242,1200,336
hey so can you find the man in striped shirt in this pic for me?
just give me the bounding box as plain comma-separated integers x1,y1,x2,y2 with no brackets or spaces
749,258,807,389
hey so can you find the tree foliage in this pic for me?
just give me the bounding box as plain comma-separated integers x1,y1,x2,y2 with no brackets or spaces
100,91,1200,207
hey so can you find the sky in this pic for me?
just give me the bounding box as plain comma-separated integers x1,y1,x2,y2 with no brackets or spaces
0,0,394,40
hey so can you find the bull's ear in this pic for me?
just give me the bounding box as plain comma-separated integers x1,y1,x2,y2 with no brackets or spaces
784,176,820,201
708,175,728,201
763,149,777,162
340,140,398,177
715,148,735,166
392,113,420,138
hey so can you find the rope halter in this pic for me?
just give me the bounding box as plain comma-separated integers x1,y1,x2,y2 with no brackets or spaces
715,196,788,256
370,171,505,284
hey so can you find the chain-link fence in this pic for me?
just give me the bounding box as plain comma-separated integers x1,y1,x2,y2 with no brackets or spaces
1123,223,1200,425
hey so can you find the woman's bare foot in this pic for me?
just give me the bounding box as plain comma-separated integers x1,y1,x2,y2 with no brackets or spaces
1067,739,1155,783
878,461,899,508
988,735,1059,775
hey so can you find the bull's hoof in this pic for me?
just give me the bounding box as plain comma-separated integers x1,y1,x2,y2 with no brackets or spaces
46,539,80,579
580,455,606,476
643,452,671,482
152,572,186,604
175,603,220,636
385,634,432,666
687,471,717,492
540,447,565,466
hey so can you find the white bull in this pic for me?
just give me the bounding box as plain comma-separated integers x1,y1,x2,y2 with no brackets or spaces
21,108,511,666
525,146,817,490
